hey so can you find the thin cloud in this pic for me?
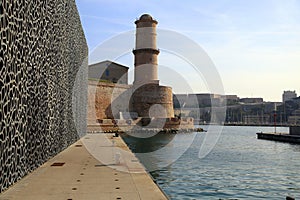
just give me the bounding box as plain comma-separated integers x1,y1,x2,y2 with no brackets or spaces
81,14,133,28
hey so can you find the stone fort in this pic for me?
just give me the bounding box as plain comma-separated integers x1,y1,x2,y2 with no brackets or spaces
87,14,193,132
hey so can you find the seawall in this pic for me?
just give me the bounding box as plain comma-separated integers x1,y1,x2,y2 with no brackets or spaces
257,132,300,144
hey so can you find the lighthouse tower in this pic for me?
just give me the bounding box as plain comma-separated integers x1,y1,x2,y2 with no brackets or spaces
130,14,174,119
133,14,159,85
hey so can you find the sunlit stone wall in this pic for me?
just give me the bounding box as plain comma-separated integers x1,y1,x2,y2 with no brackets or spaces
0,0,88,192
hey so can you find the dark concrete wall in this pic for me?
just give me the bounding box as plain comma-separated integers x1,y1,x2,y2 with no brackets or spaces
0,0,88,192
290,126,300,135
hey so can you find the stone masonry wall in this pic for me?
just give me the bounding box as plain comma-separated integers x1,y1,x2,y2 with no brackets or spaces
87,80,130,124
130,84,174,118
0,0,88,192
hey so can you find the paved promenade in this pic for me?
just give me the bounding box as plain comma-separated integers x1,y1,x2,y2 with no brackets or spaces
0,134,168,200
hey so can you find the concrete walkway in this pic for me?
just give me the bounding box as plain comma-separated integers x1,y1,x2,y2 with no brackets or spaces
0,134,168,200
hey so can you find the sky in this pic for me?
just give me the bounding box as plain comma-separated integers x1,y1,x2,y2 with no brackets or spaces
76,0,300,102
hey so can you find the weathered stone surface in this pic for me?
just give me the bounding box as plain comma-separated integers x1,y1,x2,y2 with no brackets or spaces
130,84,174,118
87,81,130,123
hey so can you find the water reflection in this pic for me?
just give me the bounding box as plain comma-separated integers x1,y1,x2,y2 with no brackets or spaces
121,132,176,153
122,132,197,172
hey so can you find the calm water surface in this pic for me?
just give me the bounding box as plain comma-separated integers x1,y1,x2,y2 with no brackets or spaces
124,126,300,200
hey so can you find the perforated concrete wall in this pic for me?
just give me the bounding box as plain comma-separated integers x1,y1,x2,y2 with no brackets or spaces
0,0,88,192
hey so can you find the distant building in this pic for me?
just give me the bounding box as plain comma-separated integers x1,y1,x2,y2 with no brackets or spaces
173,93,234,108
282,90,297,102
240,98,263,104
173,94,189,108
224,95,239,105
288,109,300,125
88,60,129,84
243,115,270,125
195,94,213,107
277,97,300,123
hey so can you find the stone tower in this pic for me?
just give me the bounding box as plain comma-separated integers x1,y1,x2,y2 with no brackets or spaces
133,14,159,85
130,14,174,119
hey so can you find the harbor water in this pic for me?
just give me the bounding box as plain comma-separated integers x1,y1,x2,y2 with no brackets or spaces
123,125,300,199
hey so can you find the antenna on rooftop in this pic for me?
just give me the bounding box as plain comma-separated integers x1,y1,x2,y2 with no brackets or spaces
274,103,277,133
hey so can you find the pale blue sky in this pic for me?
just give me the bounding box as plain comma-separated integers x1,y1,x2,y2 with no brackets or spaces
76,0,300,101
